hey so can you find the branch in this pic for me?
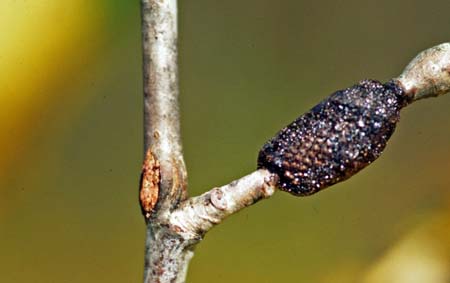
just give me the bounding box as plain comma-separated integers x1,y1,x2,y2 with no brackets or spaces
139,3,450,278
164,42,450,239
141,0,187,217
140,0,188,282
140,170,278,283
170,169,278,240
395,43,450,101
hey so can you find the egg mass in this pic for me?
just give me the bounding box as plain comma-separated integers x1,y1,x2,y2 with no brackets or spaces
257,80,410,196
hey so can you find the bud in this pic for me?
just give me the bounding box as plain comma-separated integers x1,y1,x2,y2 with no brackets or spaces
257,80,411,196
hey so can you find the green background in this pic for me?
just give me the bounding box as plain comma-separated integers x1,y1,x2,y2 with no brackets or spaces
1,0,449,282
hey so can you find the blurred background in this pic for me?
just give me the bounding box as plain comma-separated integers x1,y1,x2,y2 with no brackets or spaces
0,0,449,282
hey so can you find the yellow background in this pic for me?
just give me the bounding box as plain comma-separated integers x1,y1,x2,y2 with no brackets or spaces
0,0,449,282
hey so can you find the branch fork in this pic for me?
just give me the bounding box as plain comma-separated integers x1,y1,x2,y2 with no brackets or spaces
140,1,450,281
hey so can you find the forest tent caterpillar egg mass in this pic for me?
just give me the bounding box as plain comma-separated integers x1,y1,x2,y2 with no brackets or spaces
258,80,412,196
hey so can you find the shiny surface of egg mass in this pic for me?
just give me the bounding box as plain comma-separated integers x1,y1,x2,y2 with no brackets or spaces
258,80,410,196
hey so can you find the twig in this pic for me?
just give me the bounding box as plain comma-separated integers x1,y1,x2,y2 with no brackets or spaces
395,43,450,101
170,169,278,240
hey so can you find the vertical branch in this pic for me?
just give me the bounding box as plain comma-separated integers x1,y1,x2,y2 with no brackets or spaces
141,0,187,214
141,0,189,282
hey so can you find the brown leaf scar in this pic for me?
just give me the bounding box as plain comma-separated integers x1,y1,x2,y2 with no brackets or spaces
140,149,160,219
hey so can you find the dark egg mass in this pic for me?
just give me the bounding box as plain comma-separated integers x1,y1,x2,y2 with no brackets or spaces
258,80,410,196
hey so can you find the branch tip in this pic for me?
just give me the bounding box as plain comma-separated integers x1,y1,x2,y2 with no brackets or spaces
396,42,450,101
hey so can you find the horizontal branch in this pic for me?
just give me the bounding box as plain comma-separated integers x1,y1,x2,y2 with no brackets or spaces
395,42,450,101
165,42,450,243
169,169,278,240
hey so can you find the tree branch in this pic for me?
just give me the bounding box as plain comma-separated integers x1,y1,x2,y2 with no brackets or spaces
170,169,278,240
139,2,450,278
142,170,277,283
140,0,188,282
141,0,187,216
395,43,450,101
